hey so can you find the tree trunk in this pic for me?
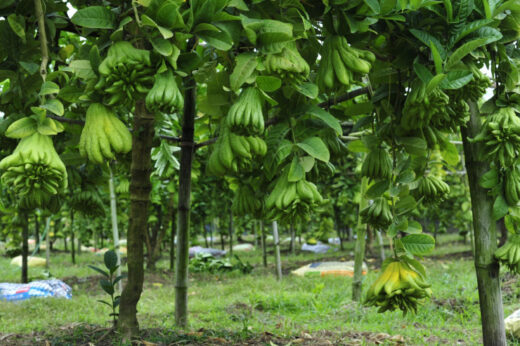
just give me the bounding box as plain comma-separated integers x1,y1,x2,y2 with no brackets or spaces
261,221,267,267
70,209,75,265
34,214,40,254
109,166,122,293
145,205,164,270
204,220,209,248
45,217,50,269
376,230,385,261
174,69,196,328
118,99,154,339
334,207,344,251
352,177,368,301
170,200,176,272
253,221,258,247
290,223,295,254
461,101,506,346
497,218,508,247
21,216,29,284
272,221,282,280
228,209,233,257
220,230,225,250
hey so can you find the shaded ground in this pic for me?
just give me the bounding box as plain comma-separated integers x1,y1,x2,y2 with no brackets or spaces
0,324,408,345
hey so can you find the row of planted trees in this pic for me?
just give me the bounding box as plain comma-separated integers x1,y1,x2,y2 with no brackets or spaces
0,0,519,344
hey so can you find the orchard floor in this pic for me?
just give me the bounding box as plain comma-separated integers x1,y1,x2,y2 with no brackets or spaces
1,233,520,345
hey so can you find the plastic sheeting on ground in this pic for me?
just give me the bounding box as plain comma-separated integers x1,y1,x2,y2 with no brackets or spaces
301,242,331,253
506,309,520,337
189,246,226,258
291,261,368,277
0,280,72,302
328,237,341,245
232,243,255,252
10,256,46,268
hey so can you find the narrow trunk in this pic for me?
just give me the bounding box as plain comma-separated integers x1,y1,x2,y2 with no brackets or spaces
261,221,267,267
45,217,50,269
253,221,257,248
272,221,282,280
211,218,216,247
334,207,344,251
70,209,75,265
170,201,176,272
290,223,295,254
376,230,385,261
352,177,369,301
118,100,154,338
109,166,122,293
220,231,225,250
21,216,29,283
204,221,209,248
228,209,233,257
34,215,40,254
461,101,506,345
174,70,196,328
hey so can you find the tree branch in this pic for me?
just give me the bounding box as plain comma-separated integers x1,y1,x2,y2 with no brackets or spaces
34,0,49,95
317,87,370,108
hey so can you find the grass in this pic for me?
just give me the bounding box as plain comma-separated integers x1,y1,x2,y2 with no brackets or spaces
0,233,515,344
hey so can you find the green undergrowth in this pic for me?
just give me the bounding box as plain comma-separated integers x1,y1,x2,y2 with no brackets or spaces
0,233,514,344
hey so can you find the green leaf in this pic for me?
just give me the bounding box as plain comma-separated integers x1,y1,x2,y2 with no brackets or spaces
446,31,502,69
104,250,118,272
58,85,84,103
295,82,319,99
256,76,281,92
306,106,342,135
100,279,114,295
19,61,39,75
397,137,427,156
401,234,435,255
71,6,116,29
449,19,494,46
39,81,60,96
395,195,417,215
430,42,443,75
296,137,330,162
230,53,257,91
156,0,184,29
197,29,233,51
480,168,499,189
404,220,422,234
7,14,25,43
41,99,64,116
299,156,315,172
440,140,460,166
37,118,62,135
88,265,109,278
440,70,473,89
287,157,305,182
69,60,96,80
5,117,37,139
426,73,446,94
409,29,446,59
493,195,509,221
365,180,390,198
347,140,369,153
396,169,415,184
413,61,434,84
141,14,173,39
150,37,173,56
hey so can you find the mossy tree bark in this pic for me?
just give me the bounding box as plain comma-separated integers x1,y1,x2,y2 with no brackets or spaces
118,100,154,339
174,71,196,327
461,101,506,346
352,177,368,301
